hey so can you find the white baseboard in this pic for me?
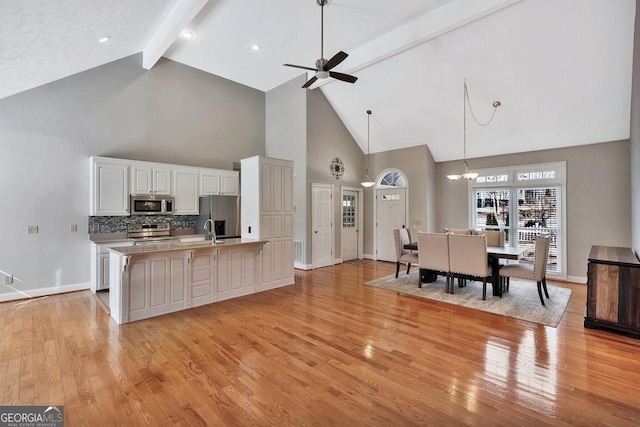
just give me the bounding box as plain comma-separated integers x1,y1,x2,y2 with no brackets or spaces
565,275,587,285
294,262,313,270
0,282,91,303
334,257,343,264
363,254,376,260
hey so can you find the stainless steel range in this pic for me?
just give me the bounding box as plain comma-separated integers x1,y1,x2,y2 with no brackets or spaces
128,222,179,245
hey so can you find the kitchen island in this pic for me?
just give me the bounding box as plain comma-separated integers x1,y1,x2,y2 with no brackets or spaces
109,238,266,324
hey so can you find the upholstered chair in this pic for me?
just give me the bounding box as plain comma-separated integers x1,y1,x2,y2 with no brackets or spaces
444,228,472,235
448,234,492,299
476,230,505,247
417,232,450,291
499,234,551,305
394,228,419,278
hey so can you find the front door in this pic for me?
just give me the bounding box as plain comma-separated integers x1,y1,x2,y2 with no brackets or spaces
312,184,333,268
341,190,358,261
376,188,407,262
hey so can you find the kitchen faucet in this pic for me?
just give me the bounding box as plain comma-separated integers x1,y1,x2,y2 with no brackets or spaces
203,219,216,241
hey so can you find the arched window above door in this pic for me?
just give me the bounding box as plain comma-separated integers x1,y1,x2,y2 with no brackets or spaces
377,170,407,188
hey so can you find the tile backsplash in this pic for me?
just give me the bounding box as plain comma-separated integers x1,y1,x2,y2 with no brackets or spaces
88,215,198,234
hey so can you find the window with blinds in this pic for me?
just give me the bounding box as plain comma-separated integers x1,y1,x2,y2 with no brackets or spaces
469,162,566,276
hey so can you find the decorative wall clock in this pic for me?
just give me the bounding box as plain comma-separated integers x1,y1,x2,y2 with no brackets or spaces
330,157,345,180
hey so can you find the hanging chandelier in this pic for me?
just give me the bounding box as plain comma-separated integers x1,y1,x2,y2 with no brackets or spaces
361,109,375,187
447,80,501,181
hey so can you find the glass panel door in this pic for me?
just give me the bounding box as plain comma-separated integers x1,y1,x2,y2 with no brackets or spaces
342,195,356,227
473,189,510,244
516,187,559,272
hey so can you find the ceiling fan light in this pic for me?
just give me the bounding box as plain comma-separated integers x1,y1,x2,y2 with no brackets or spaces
316,70,329,79
447,174,462,181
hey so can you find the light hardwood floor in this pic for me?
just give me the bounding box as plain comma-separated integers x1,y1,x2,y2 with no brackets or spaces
1,261,639,425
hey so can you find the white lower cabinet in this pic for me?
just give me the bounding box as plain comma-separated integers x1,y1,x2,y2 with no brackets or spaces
109,240,265,324
91,240,134,292
127,252,189,323
216,245,260,301
189,249,216,308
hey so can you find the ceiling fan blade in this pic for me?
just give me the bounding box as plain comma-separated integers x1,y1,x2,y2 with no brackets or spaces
323,51,348,71
284,64,317,72
302,76,318,89
329,71,357,84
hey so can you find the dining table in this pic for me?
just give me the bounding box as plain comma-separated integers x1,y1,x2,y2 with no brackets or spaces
403,243,527,297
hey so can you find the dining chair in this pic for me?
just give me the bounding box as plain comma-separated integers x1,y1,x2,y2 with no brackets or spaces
416,232,450,291
476,230,505,247
448,234,492,299
444,228,472,235
394,228,419,278
499,234,551,305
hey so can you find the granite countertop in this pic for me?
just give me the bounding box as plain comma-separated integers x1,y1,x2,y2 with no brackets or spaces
89,230,201,244
108,238,267,256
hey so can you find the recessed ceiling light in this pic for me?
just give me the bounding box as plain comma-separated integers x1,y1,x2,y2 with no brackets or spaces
180,29,194,39
98,36,110,43
251,45,260,51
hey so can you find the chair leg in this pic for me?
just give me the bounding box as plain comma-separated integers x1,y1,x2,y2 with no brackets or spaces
406,263,411,275
482,278,487,300
506,277,510,291
418,268,423,288
542,277,550,298
395,262,400,278
537,281,545,305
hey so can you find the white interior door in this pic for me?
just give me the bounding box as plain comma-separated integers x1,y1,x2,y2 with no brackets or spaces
312,184,333,268
376,188,407,262
341,190,358,261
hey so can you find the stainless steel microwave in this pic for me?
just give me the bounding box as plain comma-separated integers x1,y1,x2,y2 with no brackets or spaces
130,195,174,216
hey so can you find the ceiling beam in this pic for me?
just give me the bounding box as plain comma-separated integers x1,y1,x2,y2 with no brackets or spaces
142,0,209,70
311,0,523,88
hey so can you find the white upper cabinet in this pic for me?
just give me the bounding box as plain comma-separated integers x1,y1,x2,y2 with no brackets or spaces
200,169,239,196
90,157,238,216
200,170,220,195
130,165,172,195
90,157,129,216
173,168,199,215
220,170,239,195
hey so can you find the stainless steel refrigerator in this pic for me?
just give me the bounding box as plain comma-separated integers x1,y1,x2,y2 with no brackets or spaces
196,195,241,239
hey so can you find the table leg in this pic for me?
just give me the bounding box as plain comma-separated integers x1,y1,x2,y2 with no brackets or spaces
490,258,502,297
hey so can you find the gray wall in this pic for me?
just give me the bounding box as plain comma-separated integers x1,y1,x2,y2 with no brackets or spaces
632,1,640,258
437,140,632,278
307,88,365,263
365,145,437,255
265,75,307,260
0,54,265,294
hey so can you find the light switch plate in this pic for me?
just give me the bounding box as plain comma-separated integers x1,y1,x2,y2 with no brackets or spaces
4,275,13,285
27,225,38,234
71,224,78,232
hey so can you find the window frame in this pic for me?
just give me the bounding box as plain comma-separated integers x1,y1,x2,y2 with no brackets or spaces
468,161,567,279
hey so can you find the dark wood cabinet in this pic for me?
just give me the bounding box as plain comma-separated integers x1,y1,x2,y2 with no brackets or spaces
585,246,640,338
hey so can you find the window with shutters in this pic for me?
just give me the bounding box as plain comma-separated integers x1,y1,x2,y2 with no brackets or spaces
469,162,566,277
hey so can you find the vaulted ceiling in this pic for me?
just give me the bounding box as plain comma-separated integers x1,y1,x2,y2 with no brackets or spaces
1,0,635,161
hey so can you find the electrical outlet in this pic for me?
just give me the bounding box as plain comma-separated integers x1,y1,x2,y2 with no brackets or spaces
71,224,78,232
4,275,13,285
27,225,38,234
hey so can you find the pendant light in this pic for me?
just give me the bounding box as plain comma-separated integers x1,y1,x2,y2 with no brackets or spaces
447,80,501,181
361,110,375,187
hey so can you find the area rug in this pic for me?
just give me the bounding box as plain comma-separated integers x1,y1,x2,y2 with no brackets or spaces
364,272,572,327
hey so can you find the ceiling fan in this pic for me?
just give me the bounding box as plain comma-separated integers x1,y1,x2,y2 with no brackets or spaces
284,0,358,89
